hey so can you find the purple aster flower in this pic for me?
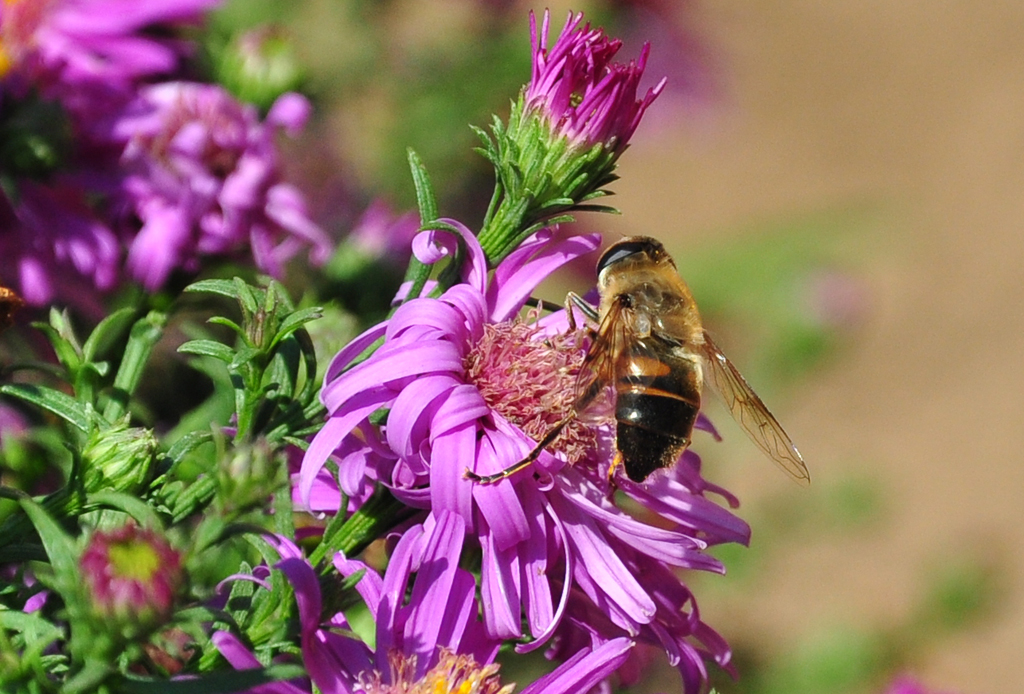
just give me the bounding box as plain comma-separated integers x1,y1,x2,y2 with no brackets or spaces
106,82,331,290
216,512,631,693
300,223,749,691
526,9,665,152
0,178,120,307
0,0,220,122
346,200,419,266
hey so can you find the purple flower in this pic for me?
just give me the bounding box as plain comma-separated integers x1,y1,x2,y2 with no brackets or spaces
0,179,120,307
300,223,749,691
0,0,220,121
107,82,331,290
525,10,665,151
216,513,631,693
346,199,419,265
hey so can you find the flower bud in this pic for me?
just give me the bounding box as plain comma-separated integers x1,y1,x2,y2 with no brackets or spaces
212,27,303,112
79,524,182,630
81,420,157,494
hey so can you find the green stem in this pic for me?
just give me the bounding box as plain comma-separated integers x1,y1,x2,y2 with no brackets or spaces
310,487,417,569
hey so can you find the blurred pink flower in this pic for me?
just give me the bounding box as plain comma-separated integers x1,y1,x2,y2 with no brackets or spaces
109,83,331,289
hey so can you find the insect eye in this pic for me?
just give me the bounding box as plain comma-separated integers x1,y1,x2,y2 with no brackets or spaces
596,237,663,275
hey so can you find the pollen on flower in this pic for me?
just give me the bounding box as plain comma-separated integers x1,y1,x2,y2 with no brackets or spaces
464,314,596,464
357,650,513,694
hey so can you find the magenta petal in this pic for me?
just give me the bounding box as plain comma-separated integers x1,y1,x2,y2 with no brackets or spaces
619,475,751,547
411,220,487,293
488,231,600,322
386,374,459,460
428,418,477,531
552,494,656,626
471,432,531,550
211,632,309,694
323,321,388,383
374,523,423,674
403,511,466,678
321,340,462,412
266,92,312,135
332,554,384,622
300,387,393,506
386,297,470,346
521,637,634,694
276,558,321,632
480,528,523,639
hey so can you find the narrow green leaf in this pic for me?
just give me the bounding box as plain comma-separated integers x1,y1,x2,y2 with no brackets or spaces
272,307,323,349
82,307,137,363
184,279,242,299
178,339,235,363
62,659,113,694
407,148,438,223
0,383,88,432
164,430,214,469
233,278,260,315
104,311,166,421
88,491,163,528
207,316,245,338
18,498,76,578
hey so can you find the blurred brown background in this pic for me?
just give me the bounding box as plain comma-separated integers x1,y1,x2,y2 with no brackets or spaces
583,2,1024,692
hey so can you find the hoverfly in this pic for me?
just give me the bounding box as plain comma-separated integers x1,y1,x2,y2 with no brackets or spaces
466,236,810,485
0,284,23,332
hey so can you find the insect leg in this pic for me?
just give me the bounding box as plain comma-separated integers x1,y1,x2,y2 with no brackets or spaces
565,292,599,331
464,414,574,484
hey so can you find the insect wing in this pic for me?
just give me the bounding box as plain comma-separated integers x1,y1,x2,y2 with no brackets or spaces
571,298,632,422
700,330,810,485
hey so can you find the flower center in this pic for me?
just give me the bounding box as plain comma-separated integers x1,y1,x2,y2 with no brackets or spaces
108,540,161,582
358,650,513,694
464,315,595,464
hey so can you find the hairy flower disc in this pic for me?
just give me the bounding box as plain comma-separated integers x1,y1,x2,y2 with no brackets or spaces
464,316,595,464
358,650,513,694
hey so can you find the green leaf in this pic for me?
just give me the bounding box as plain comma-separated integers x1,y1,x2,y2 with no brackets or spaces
103,311,166,421
407,148,438,224
271,307,323,349
207,316,245,338
82,307,137,363
164,430,214,469
18,498,76,579
32,321,81,376
88,491,163,529
62,659,113,694
0,383,89,432
178,339,235,363
233,278,259,316
184,279,243,300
